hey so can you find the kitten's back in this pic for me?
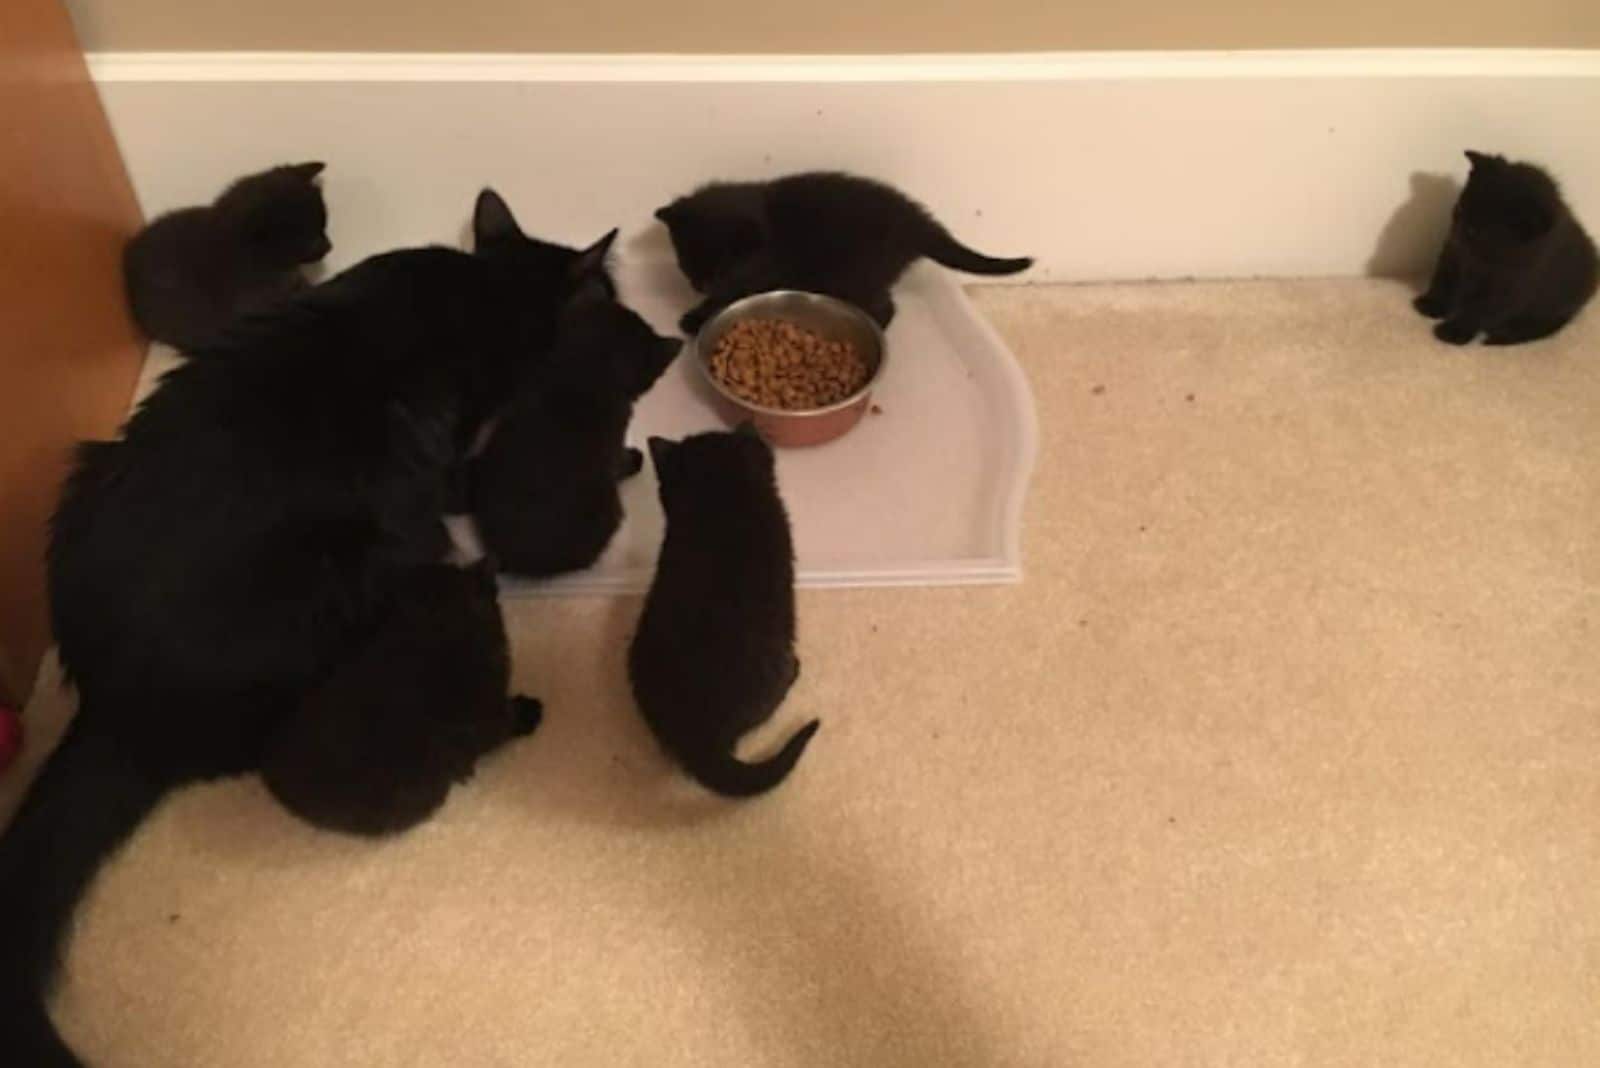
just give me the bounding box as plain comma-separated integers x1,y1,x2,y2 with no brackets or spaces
262,564,514,835
123,162,328,351
1545,211,1600,318
763,173,933,280
124,207,260,351
629,430,818,797
472,298,679,577
1461,154,1599,326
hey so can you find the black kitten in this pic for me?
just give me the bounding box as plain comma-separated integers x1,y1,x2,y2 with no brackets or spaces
473,297,682,577
3,190,616,1066
1414,151,1598,345
629,425,819,797
262,562,541,836
124,161,332,352
655,171,1033,333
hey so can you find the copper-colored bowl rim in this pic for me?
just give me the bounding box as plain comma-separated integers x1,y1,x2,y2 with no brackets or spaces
690,290,889,419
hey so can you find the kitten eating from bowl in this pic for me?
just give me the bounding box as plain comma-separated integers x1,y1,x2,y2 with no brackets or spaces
656,170,1033,334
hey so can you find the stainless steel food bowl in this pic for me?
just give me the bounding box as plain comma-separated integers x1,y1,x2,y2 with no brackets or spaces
691,291,888,448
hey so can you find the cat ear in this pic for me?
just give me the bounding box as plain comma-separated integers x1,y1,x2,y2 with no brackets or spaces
572,229,619,280
1464,150,1492,169
647,435,678,473
733,420,763,440
654,204,677,224
290,161,326,182
473,189,523,251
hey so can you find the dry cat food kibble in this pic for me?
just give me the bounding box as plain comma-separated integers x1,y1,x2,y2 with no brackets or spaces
708,318,871,410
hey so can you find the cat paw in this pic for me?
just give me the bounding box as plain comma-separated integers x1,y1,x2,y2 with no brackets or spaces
1483,318,1562,346
1483,331,1551,347
618,447,644,480
1412,293,1449,319
509,696,544,736
1433,320,1477,345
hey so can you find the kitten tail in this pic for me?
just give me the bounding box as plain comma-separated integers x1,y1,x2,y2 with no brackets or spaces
685,719,821,799
923,226,1033,276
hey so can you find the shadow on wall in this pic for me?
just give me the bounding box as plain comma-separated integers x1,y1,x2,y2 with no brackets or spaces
1366,172,1459,285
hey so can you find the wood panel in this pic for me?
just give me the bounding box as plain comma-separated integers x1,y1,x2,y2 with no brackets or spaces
0,0,144,704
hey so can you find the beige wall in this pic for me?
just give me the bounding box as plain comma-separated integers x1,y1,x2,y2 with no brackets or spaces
66,0,1600,53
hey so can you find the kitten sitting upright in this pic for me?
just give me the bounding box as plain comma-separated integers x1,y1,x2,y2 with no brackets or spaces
1414,151,1598,345
472,297,682,577
629,425,819,798
655,171,1033,333
262,561,542,837
124,161,331,352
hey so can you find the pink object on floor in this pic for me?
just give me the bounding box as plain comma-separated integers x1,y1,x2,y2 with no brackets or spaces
0,705,21,774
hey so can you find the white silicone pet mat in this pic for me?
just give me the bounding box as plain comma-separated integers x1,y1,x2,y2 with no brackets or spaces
130,255,1037,594
505,255,1037,595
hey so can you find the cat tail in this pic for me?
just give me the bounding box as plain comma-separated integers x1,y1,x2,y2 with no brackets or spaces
685,720,822,799
923,226,1033,276
0,707,168,1067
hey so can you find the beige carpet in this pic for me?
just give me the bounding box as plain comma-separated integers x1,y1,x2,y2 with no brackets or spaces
8,278,1600,1066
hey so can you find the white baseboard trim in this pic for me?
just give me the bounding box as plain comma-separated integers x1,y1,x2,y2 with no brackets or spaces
85,49,1600,83
87,50,1600,282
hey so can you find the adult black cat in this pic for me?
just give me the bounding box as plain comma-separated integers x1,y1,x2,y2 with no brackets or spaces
0,189,615,1066
473,296,681,577
124,162,332,352
629,425,819,798
262,561,543,836
1414,151,1598,345
655,171,1033,333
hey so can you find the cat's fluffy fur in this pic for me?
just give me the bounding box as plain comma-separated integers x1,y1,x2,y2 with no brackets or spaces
124,162,332,352
629,425,819,797
472,297,682,577
1415,151,1598,345
2,189,616,1066
263,561,542,836
655,171,1033,333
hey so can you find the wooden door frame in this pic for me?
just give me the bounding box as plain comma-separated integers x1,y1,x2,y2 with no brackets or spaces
0,0,145,705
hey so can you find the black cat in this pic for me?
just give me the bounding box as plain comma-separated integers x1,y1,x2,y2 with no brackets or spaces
124,162,332,352
1414,151,1598,345
473,297,682,577
1,190,616,1066
629,425,819,797
655,171,1033,333
262,561,542,836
